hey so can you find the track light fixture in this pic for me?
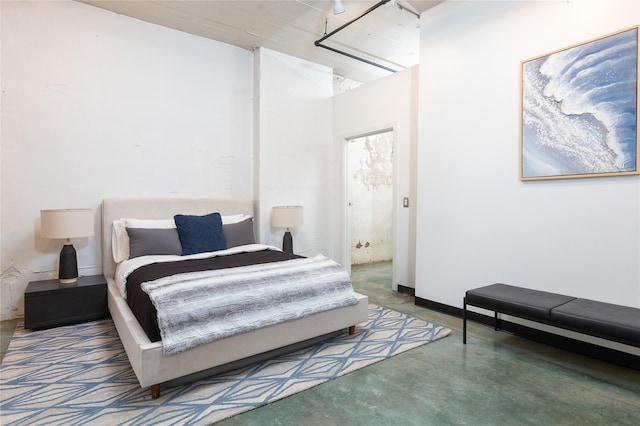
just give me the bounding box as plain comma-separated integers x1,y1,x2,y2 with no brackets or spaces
333,0,345,15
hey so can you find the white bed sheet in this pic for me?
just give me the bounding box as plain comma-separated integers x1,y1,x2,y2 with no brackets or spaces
115,243,279,297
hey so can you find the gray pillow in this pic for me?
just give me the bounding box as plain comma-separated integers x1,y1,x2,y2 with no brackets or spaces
223,217,256,248
126,227,182,258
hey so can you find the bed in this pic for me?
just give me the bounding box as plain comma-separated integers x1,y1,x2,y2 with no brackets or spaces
101,198,369,398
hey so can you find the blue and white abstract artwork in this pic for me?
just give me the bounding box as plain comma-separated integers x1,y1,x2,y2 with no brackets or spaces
521,27,638,180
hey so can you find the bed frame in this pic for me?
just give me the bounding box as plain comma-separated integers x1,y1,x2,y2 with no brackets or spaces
101,198,369,398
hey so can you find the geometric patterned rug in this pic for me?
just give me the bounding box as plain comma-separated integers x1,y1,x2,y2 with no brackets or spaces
0,304,450,425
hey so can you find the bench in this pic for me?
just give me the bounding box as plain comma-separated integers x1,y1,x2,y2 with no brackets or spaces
463,283,640,349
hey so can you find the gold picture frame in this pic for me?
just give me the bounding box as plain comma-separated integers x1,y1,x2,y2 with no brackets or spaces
520,26,639,181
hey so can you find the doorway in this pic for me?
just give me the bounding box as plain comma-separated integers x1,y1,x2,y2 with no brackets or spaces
346,129,394,280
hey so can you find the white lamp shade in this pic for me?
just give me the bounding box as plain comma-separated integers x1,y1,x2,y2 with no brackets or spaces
41,209,94,239
272,206,303,229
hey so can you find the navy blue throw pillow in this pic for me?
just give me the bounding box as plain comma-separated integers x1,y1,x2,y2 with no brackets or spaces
174,212,227,255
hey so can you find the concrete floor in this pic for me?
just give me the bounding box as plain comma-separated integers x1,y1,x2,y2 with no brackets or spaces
218,262,640,426
2,262,640,425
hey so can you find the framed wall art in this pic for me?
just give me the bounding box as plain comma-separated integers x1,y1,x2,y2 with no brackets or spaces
520,26,639,181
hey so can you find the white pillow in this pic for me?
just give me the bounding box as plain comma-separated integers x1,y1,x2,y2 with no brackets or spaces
124,218,175,229
221,214,251,224
112,220,128,263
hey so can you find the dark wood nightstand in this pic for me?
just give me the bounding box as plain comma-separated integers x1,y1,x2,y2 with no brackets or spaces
24,275,109,329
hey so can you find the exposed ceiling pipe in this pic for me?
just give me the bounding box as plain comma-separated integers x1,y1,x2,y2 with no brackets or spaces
314,0,397,74
396,2,420,19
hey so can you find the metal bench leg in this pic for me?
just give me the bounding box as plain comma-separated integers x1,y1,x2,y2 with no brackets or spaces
463,297,467,344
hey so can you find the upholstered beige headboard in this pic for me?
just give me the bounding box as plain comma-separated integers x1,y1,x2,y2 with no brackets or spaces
101,198,254,279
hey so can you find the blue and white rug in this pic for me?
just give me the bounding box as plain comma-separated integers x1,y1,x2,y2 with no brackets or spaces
0,304,450,425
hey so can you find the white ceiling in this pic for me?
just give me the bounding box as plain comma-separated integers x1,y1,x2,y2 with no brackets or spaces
79,0,443,83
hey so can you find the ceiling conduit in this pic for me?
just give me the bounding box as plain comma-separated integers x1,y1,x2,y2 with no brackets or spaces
314,0,397,73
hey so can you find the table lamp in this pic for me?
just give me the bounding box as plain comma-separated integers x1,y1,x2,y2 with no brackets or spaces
271,206,303,253
40,208,93,283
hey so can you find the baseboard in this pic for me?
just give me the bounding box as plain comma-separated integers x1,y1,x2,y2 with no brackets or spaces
397,284,415,296
415,296,640,370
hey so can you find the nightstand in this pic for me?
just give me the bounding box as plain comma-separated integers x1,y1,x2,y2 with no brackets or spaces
24,275,109,329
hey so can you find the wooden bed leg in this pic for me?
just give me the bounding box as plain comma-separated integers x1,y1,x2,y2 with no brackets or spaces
349,325,356,335
150,384,161,399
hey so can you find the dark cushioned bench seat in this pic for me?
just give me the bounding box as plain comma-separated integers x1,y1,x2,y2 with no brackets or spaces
463,283,640,349
465,283,576,322
551,299,640,347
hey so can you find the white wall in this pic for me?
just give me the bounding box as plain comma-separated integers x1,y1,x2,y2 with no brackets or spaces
0,1,348,321
416,1,640,310
0,1,253,319
254,48,334,258
334,67,419,289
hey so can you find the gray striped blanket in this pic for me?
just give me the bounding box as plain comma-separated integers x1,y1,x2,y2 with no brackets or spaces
141,254,358,355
